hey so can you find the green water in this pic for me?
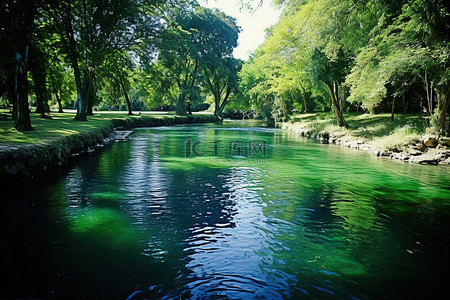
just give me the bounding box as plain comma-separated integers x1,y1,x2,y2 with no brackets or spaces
1,120,449,299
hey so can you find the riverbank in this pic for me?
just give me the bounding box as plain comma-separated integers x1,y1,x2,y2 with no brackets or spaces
280,113,450,165
0,113,218,179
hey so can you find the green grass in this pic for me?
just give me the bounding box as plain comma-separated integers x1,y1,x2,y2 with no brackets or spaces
0,112,172,145
288,112,429,149
0,111,431,151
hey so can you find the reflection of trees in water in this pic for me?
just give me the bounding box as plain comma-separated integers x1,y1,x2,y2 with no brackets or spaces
51,127,243,298
258,154,450,299
105,129,241,298
119,127,293,298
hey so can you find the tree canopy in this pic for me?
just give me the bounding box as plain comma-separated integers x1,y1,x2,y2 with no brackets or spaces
239,0,450,132
0,0,449,134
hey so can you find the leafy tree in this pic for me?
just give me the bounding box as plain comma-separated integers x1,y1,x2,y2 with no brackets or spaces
309,48,350,127
239,55,276,124
204,57,242,118
149,4,241,116
42,0,161,120
194,8,241,118
345,0,450,132
151,3,203,115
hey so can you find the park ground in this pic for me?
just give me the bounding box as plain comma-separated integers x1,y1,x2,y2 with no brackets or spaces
0,111,206,145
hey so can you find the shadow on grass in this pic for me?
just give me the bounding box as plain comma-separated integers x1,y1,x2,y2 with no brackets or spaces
289,112,428,141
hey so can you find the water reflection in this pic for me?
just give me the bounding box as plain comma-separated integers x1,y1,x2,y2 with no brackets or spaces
1,121,449,299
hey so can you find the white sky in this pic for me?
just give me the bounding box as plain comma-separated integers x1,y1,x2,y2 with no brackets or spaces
199,0,281,60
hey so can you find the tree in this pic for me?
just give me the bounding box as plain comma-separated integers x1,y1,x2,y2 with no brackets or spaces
345,0,450,132
42,0,158,120
151,3,202,115
150,4,241,116
310,48,350,127
100,50,139,115
193,7,241,118
240,0,354,125
0,2,16,111
204,58,242,118
239,55,276,125
5,0,35,131
30,39,51,118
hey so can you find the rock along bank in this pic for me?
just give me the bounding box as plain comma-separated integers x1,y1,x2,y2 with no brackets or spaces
281,122,450,165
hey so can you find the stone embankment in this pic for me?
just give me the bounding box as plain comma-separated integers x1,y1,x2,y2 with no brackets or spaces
281,123,450,165
0,115,218,179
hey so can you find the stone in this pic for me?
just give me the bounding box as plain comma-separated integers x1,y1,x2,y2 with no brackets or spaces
409,154,440,164
416,143,428,152
380,151,393,157
440,138,450,147
437,149,450,159
439,157,450,165
407,148,422,156
317,131,330,142
359,144,370,151
422,135,439,148
392,153,410,161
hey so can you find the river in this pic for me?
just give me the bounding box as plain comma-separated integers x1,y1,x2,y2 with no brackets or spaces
1,120,449,299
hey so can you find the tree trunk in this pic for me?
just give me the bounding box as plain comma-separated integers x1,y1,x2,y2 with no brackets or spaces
325,82,348,127
119,76,133,115
55,90,64,113
402,93,407,113
34,75,45,115
176,93,187,115
83,75,94,116
176,58,198,116
299,84,308,113
425,69,433,116
213,90,220,116
217,87,232,118
73,67,87,121
63,2,87,121
86,71,96,116
123,88,133,115
12,0,35,131
438,94,449,134
338,88,346,116
30,49,50,118
391,96,395,121
187,96,192,115
87,93,94,116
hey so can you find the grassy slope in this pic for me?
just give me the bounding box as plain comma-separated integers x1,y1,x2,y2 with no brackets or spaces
0,112,174,145
287,113,429,150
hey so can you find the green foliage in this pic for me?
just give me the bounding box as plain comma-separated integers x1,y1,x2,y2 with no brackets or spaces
2,0,449,133
239,0,450,132
141,4,241,116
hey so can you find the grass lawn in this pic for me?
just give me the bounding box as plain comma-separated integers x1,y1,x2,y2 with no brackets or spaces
0,112,172,145
288,112,431,149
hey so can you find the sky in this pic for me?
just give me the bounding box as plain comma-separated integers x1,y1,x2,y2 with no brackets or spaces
199,0,281,60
